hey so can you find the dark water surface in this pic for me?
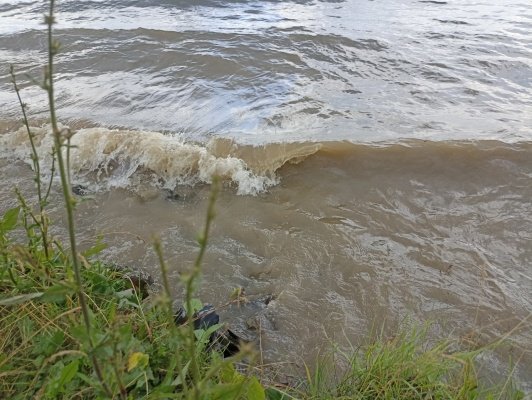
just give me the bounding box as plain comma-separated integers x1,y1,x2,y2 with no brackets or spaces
1,0,531,389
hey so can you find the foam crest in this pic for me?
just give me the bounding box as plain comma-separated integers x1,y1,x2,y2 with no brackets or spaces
0,126,287,195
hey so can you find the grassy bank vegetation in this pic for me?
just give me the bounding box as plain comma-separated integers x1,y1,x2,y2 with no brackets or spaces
0,224,526,399
0,215,265,399
0,1,527,398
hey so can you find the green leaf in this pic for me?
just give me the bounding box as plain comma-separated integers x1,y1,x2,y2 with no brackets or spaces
32,330,65,357
265,387,295,400
69,324,88,343
76,371,95,386
128,352,149,372
46,359,81,397
0,292,43,306
185,298,203,315
246,377,266,400
1,206,20,232
82,239,107,258
194,323,223,347
171,360,191,386
219,362,246,385
116,288,135,298
57,359,79,390
204,383,243,399
41,284,75,303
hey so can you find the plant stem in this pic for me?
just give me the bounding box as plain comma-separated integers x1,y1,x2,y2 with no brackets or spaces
153,239,190,397
44,1,112,396
10,67,51,261
186,177,220,398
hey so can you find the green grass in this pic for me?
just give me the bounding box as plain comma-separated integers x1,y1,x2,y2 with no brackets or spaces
0,215,263,399
302,327,525,400
0,208,526,399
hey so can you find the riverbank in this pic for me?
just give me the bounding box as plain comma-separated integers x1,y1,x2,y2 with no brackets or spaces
2,131,532,387
0,203,527,398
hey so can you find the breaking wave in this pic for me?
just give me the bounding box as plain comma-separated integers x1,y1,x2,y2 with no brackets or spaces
0,125,321,195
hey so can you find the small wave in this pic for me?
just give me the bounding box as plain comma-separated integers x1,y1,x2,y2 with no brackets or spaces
0,125,322,196
3,125,531,196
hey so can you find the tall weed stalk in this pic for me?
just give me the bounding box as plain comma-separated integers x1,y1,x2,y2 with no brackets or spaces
28,0,111,395
9,67,53,263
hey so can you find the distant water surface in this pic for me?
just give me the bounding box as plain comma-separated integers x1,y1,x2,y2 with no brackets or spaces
0,0,531,142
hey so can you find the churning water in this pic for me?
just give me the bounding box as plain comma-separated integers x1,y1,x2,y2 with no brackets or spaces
1,0,531,388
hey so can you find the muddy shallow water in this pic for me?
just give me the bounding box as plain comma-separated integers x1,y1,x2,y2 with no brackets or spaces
1,138,531,387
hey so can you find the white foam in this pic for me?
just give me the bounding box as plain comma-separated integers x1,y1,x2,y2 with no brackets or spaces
0,125,278,196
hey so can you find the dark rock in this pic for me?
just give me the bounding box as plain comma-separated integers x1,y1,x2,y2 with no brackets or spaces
219,292,278,345
211,329,241,358
165,189,181,201
246,313,276,331
251,294,275,307
174,304,219,329
123,271,154,300
174,305,187,325
107,264,154,300
72,184,90,196
164,185,200,202
193,304,220,330
174,304,220,330
173,304,246,358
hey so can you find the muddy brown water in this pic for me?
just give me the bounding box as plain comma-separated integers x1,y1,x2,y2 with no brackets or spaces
1,0,531,389
1,138,531,387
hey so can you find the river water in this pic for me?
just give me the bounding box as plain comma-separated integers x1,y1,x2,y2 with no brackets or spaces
1,0,531,388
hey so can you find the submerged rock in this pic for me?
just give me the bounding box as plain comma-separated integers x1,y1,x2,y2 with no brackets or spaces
173,303,244,358
108,269,277,359
164,185,200,202
224,293,278,338
72,184,90,196
246,313,276,332
108,264,154,299
123,271,154,299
